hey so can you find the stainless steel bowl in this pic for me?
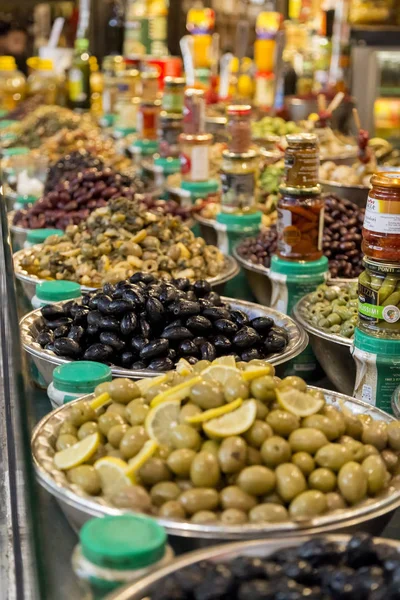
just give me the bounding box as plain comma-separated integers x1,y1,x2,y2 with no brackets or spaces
8,210,29,251
193,214,218,246
293,291,355,395
108,534,400,600
13,247,239,302
21,297,308,385
320,179,369,208
32,389,400,541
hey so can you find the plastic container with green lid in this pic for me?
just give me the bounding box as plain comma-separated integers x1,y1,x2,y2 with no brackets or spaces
270,255,329,379
32,280,81,309
47,361,112,409
131,139,159,163
72,515,173,599
13,194,37,211
352,327,400,414
24,228,63,249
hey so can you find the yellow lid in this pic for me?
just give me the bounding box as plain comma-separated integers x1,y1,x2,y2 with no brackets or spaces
0,56,16,70
27,57,40,70
39,58,53,71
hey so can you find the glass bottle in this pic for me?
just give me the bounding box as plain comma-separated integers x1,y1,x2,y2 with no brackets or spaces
226,105,252,154
68,38,92,111
162,76,185,114
0,56,26,111
27,58,58,105
220,149,259,214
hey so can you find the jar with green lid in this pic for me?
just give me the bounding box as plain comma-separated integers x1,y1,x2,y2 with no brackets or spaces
158,111,183,158
72,514,173,599
32,280,81,310
24,228,63,249
179,132,213,182
358,258,400,338
47,361,112,409
13,194,35,211
220,149,259,214
162,76,185,113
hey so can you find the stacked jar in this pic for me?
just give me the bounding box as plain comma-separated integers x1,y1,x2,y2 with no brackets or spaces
353,172,400,413
131,70,161,160
272,133,328,380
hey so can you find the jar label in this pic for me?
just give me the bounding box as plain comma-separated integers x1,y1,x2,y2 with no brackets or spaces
352,346,400,413
190,146,209,181
221,172,255,211
364,194,400,234
359,281,400,325
277,204,324,259
69,69,88,103
284,151,319,187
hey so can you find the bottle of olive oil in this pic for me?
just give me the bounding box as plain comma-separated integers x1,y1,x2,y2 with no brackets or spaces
68,38,91,111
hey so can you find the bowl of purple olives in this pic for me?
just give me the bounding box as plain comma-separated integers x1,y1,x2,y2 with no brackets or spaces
20,274,308,385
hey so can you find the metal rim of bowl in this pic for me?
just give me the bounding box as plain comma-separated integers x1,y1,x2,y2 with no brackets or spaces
13,246,240,293
108,534,400,600
20,296,308,378
319,178,370,192
31,387,400,541
9,210,29,235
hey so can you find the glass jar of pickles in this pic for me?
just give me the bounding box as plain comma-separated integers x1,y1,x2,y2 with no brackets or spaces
358,257,400,338
162,76,185,113
179,132,213,181
362,172,400,262
220,149,258,214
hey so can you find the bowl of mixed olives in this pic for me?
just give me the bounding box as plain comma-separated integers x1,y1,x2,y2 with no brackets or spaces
293,283,357,396
32,360,400,544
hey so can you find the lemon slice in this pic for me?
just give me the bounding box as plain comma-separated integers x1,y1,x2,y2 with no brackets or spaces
201,365,240,387
145,400,181,446
186,398,243,424
89,392,111,411
242,366,272,381
150,376,201,408
276,388,325,417
212,356,237,368
127,440,158,475
94,456,134,495
176,358,194,377
203,399,257,438
136,374,169,396
54,432,100,470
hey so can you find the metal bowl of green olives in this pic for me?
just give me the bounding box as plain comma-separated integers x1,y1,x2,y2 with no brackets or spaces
31,384,400,547
293,284,358,395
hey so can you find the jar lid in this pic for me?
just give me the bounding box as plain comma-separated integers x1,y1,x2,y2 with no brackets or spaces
181,179,219,197
279,184,321,196
35,280,81,302
132,139,159,154
227,104,252,116
160,111,183,122
370,172,400,188
217,211,262,229
52,361,112,393
179,133,213,145
354,327,400,356
80,515,167,570
154,157,181,173
270,254,329,276
15,195,37,206
27,228,63,244
363,257,400,275
286,132,318,147
164,76,185,86
141,99,162,108
184,88,205,98
222,149,258,160
141,70,159,80
1,146,29,157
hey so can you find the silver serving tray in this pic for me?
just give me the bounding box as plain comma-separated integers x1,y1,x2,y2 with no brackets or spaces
32,388,400,541
20,297,308,385
13,246,240,302
108,534,400,600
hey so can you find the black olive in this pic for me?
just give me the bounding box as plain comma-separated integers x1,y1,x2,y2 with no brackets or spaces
130,272,155,285
241,348,262,361
213,335,232,354
54,325,70,338
186,356,198,365
122,288,145,307
44,317,73,331
83,343,114,362
200,341,216,361
159,286,178,304
45,342,56,352
161,326,193,342
173,278,191,291
233,326,261,349
230,310,250,328
62,300,75,315
108,299,135,315
214,319,238,337
193,279,212,297
68,325,85,344
72,306,89,325
131,336,149,352
177,340,198,357
172,300,201,318
99,331,125,351
193,336,207,348
131,360,147,370
140,316,151,338
120,312,137,336
103,283,115,296
98,315,120,332
346,533,378,569
167,348,177,362
120,351,135,368
165,319,183,328
86,324,99,337
238,580,274,600
41,304,65,320
264,334,286,354
140,338,169,360
185,291,197,302
88,294,103,310
205,291,222,305
272,325,289,342
87,311,102,326
81,294,91,306
37,331,54,347
53,338,82,358
199,298,214,310
186,315,213,335
148,357,174,371
146,297,165,324
251,316,274,334
97,295,113,314
202,306,231,321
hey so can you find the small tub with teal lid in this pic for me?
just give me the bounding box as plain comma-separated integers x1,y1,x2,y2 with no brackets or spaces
48,361,112,409
72,514,173,599
352,327,400,414
32,280,81,310
24,227,63,249
13,194,36,211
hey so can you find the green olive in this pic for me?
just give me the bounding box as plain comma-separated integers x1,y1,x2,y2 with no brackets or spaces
289,490,327,519
325,492,347,511
381,449,399,473
218,437,247,473
86,445,107,465
191,511,219,524
314,443,353,471
94,381,112,397
358,414,372,426
224,374,249,403
250,376,277,403
170,425,201,450
98,412,126,436
107,423,129,448
179,488,219,514
189,381,225,410
59,422,78,436
322,406,346,437
69,402,96,426
362,421,388,451
244,420,273,448
291,452,315,476
158,500,186,519
167,448,196,477
150,482,181,507
139,458,172,486
126,399,149,426
144,383,170,404
201,440,219,457
267,410,300,437
339,437,365,462
362,455,388,495
275,463,307,503
237,465,276,496
179,403,203,430
289,428,329,455
109,379,141,404
302,415,339,441
55,434,78,451
220,485,257,512
190,452,221,487
246,447,262,466
363,444,379,458
278,376,307,392
77,421,100,441
221,508,248,525
106,403,128,419
104,444,123,459
120,426,148,459
387,422,400,451
111,485,152,512
254,399,269,420
338,461,368,504
67,465,101,495
308,468,337,493
249,503,289,523
344,413,363,440
261,436,291,468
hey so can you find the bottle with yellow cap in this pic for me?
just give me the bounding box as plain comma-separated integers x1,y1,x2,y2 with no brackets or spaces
27,58,58,105
0,56,26,111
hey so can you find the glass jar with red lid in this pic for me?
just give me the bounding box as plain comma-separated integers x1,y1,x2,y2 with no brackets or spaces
362,172,400,262
227,104,252,154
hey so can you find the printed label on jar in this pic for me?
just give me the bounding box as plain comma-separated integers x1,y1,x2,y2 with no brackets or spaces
284,152,319,187
352,346,400,414
277,208,301,254
364,194,400,235
358,282,400,324
69,69,87,102
221,172,255,211
190,146,209,181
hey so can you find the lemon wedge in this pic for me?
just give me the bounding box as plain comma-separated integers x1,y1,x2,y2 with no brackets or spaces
145,399,181,446
176,358,194,376
203,399,257,438
94,456,134,495
89,392,111,411
276,388,325,417
212,356,237,368
150,376,201,408
186,398,243,424
54,432,100,470
201,365,240,387
127,440,158,475
242,366,273,381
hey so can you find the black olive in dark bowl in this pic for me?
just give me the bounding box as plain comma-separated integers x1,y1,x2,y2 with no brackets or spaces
214,319,238,337
233,326,261,349
140,339,169,360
